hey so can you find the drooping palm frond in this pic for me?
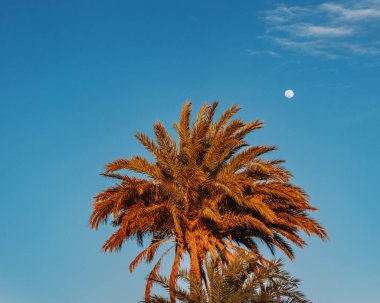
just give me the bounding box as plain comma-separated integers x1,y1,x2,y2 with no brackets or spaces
146,252,311,303
90,101,327,302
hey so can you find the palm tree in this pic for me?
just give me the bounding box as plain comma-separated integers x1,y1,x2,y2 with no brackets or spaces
146,251,311,303
89,101,327,302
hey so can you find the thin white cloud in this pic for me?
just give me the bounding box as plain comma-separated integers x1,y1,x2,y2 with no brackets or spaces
274,23,354,37
272,38,340,59
264,5,306,23
301,25,354,37
246,49,280,57
321,3,380,21
259,1,380,59
343,43,380,55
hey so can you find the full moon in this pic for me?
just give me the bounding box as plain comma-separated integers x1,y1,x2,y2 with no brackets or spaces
285,89,294,99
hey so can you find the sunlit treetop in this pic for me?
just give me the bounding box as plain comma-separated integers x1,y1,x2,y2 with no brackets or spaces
90,101,327,302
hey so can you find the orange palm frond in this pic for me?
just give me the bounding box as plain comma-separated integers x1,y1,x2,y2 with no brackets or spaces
90,100,327,301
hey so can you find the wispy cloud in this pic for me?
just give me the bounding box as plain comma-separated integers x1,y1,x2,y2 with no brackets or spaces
300,25,354,37
273,23,354,38
246,49,280,57
321,3,380,21
260,1,380,59
271,38,339,59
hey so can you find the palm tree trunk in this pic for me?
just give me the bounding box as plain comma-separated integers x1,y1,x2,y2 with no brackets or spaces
170,247,183,303
189,246,201,301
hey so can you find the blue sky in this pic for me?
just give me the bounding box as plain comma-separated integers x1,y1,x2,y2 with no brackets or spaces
0,1,379,302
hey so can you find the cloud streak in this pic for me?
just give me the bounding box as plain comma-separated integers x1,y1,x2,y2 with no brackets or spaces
246,49,280,57
261,1,380,59
274,24,354,38
321,3,380,21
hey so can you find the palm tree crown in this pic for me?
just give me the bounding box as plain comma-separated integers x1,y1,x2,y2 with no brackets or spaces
90,101,327,302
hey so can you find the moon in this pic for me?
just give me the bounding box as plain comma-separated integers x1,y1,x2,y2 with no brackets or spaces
285,89,294,99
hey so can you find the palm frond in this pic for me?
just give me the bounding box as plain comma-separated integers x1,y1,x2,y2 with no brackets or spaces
91,101,327,302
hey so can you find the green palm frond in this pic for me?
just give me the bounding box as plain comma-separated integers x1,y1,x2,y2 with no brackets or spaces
147,252,311,303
